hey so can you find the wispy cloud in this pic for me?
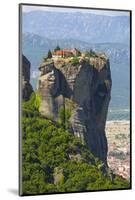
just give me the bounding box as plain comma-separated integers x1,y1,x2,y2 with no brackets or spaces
22,5,130,16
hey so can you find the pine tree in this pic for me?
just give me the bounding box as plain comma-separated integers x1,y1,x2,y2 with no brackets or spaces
54,45,61,52
47,50,52,58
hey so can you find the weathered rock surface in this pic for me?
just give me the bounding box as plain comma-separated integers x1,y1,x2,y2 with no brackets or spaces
38,56,112,164
22,55,33,101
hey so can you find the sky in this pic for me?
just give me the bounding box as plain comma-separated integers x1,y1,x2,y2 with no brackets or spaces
22,5,130,16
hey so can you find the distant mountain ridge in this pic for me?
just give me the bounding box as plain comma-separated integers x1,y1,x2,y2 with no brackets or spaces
23,10,130,44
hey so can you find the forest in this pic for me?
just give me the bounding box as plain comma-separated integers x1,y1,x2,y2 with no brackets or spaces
21,93,130,195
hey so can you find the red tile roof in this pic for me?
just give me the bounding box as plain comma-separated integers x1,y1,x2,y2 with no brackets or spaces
52,48,80,56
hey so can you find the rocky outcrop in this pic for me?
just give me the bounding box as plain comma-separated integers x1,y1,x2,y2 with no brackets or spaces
38,56,112,164
22,55,33,101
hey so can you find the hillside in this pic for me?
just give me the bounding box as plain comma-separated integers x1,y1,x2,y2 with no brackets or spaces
21,93,130,195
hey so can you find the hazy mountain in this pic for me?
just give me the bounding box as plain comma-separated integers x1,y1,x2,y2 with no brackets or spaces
23,10,130,44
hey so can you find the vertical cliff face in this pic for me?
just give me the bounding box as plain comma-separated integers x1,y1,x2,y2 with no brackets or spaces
22,55,33,101
38,56,111,164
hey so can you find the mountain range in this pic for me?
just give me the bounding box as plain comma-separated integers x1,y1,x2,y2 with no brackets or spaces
23,10,130,44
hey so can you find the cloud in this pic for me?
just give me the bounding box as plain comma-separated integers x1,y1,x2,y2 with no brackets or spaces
22,5,130,16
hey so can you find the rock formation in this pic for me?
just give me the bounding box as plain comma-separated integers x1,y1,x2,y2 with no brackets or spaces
38,55,112,164
22,55,33,101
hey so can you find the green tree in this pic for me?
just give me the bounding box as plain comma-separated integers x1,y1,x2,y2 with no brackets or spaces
47,50,52,58
54,45,61,52
58,107,71,129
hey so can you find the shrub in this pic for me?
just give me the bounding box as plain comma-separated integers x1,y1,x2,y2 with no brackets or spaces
54,45,61,52
71,57,79,66
58,107,71,129
85,50,97,57
47,50,52,58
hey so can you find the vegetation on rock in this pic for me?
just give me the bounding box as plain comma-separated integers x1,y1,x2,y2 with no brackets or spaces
54,45,61,52
47,49,52,58
57,107,71,130
21,93,130,195
85,49,97,57
70,57,80,66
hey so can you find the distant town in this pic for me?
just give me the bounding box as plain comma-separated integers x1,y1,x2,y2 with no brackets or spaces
106,121,130,180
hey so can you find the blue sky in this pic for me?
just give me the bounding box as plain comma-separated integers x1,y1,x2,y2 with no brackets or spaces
22,5,130,16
